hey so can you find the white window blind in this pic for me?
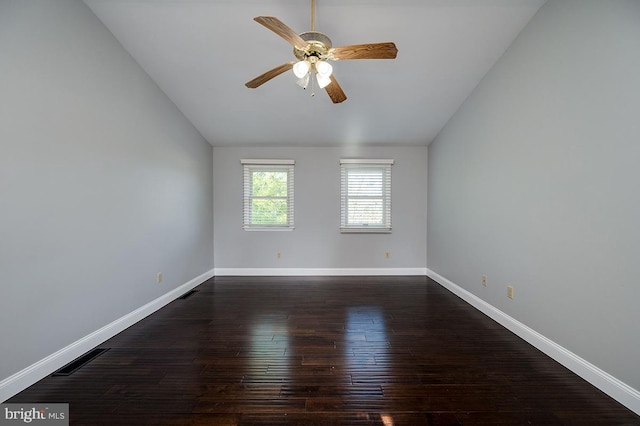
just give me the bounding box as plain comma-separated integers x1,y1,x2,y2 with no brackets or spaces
340,159,393,233
241,159,294,230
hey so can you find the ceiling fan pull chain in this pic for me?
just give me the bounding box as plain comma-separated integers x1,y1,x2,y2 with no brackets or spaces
310,69,316,97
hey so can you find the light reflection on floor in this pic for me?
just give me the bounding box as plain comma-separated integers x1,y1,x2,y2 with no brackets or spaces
248,314,290,384
345,306,395,424
246,305,396,423
345,305,389,372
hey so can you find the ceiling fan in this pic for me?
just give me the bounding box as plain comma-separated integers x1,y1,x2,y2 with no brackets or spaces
245,0,398,104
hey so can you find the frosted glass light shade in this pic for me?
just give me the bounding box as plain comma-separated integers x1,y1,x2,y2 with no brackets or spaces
296,73,310,89
316,60,333,77
293,60,311,78
316,73,331,89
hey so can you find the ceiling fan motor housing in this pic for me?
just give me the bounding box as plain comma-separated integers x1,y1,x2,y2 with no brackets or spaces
294,31,332,61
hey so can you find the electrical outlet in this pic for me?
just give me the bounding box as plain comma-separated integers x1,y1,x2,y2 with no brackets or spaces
385,251,390,259
277,252,281,259
507,285,514,299
482,275,487,287
157,272,163,283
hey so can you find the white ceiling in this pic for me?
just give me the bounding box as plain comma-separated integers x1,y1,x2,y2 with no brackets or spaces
84,0,546,147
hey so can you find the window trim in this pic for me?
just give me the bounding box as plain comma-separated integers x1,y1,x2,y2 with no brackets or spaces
340,159,393,234
241,159,295,231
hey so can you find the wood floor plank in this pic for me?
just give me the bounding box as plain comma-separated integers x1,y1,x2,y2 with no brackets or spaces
8,276,640,425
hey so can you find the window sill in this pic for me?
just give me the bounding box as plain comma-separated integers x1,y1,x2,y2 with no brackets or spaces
340,227,391,234
243,226,295,232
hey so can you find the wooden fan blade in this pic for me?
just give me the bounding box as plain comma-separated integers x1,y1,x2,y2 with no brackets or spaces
245,62,295,88
330,42,398,60
325,75,347,104
254,16,307,49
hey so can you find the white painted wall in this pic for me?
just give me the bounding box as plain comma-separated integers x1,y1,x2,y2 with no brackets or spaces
0,0,213,390
428,0,640,393
213,146,427,273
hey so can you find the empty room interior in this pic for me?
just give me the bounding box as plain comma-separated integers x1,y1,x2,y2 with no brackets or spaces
1,0,639,424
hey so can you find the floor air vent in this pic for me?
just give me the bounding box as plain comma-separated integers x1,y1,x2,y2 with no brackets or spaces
178,289,198,300
52,348,109,376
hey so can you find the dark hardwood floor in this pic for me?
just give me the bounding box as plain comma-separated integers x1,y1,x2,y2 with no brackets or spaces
9,276,640,425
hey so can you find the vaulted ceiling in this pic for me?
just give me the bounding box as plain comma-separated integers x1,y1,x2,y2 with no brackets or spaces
84,0,546,147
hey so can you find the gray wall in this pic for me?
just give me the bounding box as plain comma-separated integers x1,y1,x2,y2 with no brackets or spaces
0,0,213,382
213,146,427,270
428,0,640,390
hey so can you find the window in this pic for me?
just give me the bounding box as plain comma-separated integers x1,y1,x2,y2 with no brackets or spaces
242,159,294,230
340,159,393,233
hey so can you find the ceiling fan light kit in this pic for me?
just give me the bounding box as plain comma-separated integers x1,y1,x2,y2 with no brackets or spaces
245,0,397,103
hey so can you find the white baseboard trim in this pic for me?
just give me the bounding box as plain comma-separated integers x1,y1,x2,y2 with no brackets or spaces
0,268,215,403
214,267,428,276
426,269,640,416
